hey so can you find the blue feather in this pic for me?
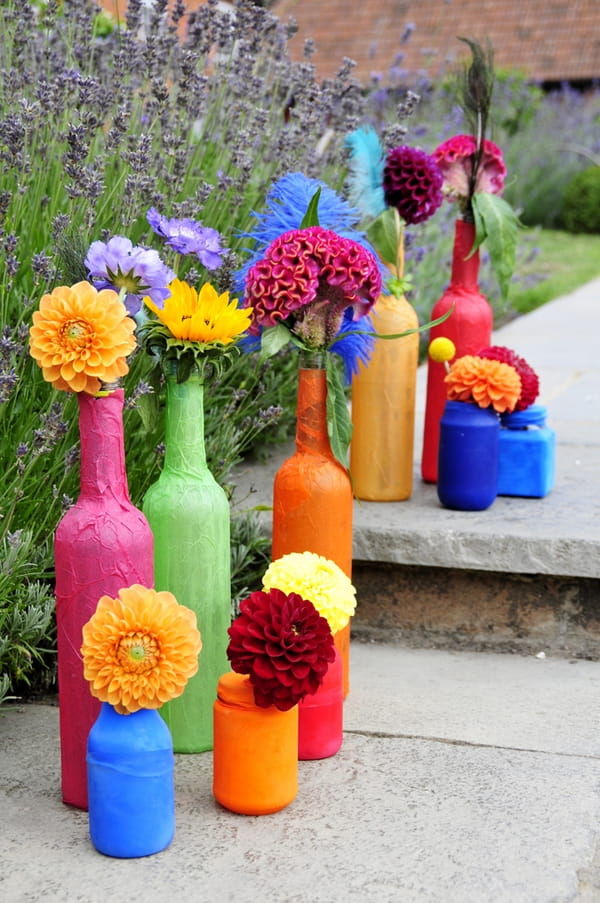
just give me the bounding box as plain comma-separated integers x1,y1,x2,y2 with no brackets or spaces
345,127,387,219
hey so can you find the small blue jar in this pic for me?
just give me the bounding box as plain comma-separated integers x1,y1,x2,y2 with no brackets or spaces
498,405,555,497
87,703,175,858
437,400,500,511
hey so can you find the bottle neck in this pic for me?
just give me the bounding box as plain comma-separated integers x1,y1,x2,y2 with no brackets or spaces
77,389,130,501
450,219,480,290
295,362,332,457
163,372,207,474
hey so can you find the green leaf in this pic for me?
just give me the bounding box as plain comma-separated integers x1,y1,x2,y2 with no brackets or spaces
299,188,321,228
260,323,292,360
471,192,519,300
325,356,352,469
366,207,403,268
135,363,162,431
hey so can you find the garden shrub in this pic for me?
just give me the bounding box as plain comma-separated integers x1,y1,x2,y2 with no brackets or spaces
561,166,600,234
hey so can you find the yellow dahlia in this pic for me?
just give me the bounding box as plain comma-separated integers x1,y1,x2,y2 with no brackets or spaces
81,584,202,715
29,281,136,395
445,354,521,413
262,551,357,634
145,278,252,345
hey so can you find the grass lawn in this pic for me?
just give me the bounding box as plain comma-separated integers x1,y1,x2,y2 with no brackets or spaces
509,228,600,314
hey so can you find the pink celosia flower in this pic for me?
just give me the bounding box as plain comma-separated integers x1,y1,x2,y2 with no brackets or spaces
382,146,443,224
243,226,381,347
433,135,506,201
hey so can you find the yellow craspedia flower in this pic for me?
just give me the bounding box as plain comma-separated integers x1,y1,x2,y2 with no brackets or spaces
262,551,357,634
81,584,202,715
29,281,136,394
428,336,456,363
145,278,252,345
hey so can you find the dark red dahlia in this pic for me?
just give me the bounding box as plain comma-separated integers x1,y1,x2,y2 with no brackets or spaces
227,588,335,711
243,226,381,341
382,146,443,225
477,345,540,410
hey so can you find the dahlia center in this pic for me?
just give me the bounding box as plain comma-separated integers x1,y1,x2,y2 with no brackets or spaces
117,631,160,673
61,318,94,347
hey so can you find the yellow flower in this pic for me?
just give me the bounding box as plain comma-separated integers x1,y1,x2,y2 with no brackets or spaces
81,584,202,715
29,281,136,395
145,279,252,345
262,552,357,634
428,336,456,363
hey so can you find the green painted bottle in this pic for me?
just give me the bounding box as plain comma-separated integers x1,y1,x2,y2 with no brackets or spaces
143,367,230,752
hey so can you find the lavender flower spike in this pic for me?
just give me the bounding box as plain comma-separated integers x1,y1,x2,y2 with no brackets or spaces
147,207,226,270
85,235,175,317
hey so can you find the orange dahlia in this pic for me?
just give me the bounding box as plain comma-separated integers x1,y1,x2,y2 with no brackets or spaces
29,281,136,395
445,355,521,413
81,584,202,715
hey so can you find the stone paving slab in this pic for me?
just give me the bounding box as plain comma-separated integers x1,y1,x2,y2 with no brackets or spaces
1,643,600,902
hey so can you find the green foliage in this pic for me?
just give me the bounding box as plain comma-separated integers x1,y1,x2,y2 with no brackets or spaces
0,531,56,703
471,192,519,301
561,167,600,234
0,0,367,699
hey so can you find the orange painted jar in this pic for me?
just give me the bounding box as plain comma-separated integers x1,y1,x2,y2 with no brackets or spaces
212,672,298,815
272,353,353,695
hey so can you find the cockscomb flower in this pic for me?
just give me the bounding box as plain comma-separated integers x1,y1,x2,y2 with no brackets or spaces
227,588,335,711
445,354,521,413
477,345,539,411
81,584,202,715
382,146,444,224
147,207,226,270
145,279,251,345
29,281,136,395
262,551,357,634
243,226,381,347
85,235,175,318
433,135,506,201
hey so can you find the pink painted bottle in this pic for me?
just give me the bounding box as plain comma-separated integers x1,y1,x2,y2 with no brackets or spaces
298,649,343,760
54,387,154,809
421,219,493,483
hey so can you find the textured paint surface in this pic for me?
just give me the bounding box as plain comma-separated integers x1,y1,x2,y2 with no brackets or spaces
351,293,419,501
54,390,154,809
272,366,353,692
143,374,230,753
421,219,493,483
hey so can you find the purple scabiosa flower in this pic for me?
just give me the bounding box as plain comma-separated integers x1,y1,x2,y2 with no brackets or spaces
147,207,226,270
84,235,175,318
383,146,443,225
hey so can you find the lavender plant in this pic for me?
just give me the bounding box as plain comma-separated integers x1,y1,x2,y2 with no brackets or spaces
0,0,367,699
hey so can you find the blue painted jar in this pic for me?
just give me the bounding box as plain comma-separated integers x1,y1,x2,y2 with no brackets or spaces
87,703,175,858
437,400,499,511
498,405,555,498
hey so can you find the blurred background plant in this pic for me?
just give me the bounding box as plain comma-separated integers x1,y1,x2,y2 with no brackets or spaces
1,0,599,702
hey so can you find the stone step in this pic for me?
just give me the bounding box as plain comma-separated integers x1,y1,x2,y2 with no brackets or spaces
233,280,600,658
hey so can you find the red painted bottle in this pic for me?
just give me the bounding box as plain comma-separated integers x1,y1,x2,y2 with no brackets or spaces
421,219,493,483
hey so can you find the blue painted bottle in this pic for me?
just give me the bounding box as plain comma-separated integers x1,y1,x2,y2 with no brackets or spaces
437,400,499,511
87,703,175,858
498,405,555,497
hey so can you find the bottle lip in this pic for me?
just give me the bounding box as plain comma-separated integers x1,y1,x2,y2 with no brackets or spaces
217,671,257,707
501,404,547,427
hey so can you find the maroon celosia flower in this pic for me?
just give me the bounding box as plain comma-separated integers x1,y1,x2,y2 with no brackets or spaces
227,587,336,711
477,345,539,410
433,135,506,200
243,226,381,345
382,146,444,224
